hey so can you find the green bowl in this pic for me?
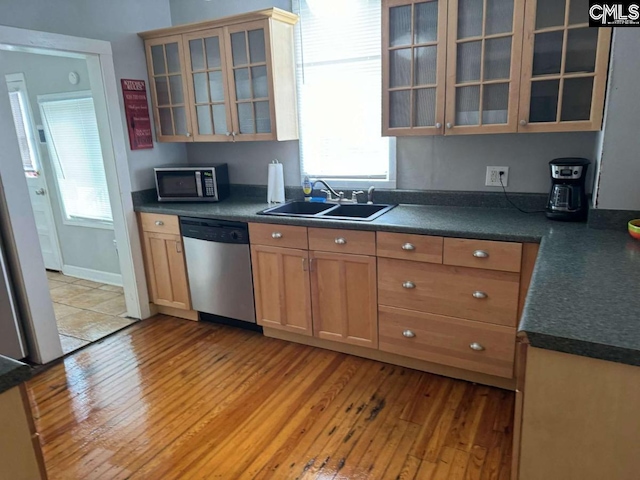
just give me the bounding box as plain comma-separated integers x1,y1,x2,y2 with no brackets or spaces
629,219,640,240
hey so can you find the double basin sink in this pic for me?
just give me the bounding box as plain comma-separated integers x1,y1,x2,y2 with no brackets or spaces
259,201,396,222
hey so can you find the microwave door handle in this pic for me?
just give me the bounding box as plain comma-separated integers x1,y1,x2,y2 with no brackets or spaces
195,171,203,197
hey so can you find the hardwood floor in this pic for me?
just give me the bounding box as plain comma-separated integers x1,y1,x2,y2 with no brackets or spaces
27,315,514,479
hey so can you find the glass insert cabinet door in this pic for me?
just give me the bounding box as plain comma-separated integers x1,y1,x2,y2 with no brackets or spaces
225,20,275,140
183,28,233,141
383,0,448,135
445,0,525,134
146,35,192,141
518,0,612,132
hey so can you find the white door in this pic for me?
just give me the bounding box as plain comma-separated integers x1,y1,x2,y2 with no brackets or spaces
5,73,62,271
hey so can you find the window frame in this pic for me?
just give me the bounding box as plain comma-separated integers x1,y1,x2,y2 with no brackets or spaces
5,73,42,176
38,91,114,230
294,0,397,190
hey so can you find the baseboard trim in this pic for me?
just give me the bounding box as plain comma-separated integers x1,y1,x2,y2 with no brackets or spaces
264,327,516,391
61,265,123,286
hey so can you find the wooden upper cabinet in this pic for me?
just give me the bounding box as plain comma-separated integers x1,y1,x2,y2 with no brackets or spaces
445,0,525,134
518,0,612,132
145,35,193,142
382,0,448,136
140,8,299,143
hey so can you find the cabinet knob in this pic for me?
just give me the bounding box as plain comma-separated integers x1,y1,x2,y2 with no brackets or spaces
226,131,231,136
472,291,488,299
469,342,485,351
271,232,282,239
402,330,416,338
155,220,164,226
334,237,347,245
436,122,442,129
446,122,453,129
401,243,415,251
520,119,527,126
35,188,46,196
186,132,192,137
473,250,489,258
402,281,416,289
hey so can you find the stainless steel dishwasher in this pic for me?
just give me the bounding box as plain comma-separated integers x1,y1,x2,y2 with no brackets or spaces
180,217,256,325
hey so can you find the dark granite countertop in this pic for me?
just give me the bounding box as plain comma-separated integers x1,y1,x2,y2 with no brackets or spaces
0,355,31,394
135,194,640,367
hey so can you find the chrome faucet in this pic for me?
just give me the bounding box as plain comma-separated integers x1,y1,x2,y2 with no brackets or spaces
367,186,375,204
310,179,363,204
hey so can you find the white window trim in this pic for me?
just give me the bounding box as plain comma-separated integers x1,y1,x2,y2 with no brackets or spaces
38,90,114,230
5,72,42,175
294,0,397,190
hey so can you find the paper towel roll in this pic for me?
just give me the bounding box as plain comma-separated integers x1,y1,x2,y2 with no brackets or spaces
267,161,285,204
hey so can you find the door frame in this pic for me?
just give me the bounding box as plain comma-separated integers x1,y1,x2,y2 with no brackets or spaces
0,26,151,362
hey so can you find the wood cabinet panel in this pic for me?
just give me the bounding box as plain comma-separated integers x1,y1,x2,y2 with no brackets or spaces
250,245,312,335
249,223,308,249
443,238,523,272
308,228,376,255
376,231,443,263
310,251,378,348
142,231,191,310
379,305,516,378
378,257,520,326
139,212,181,235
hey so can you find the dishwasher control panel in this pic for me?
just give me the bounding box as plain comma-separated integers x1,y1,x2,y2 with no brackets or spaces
179,217,249,244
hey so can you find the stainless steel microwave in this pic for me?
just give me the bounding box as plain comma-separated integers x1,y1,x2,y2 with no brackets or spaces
154,164,230,202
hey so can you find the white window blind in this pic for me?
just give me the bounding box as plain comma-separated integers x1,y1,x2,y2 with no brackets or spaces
40,94,113,224
6,76,39,174
294,0,395,186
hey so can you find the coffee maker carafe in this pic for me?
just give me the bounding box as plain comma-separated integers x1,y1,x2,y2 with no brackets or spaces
546,158,590,221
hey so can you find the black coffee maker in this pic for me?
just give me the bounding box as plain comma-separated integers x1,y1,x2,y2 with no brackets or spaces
546,158,590,221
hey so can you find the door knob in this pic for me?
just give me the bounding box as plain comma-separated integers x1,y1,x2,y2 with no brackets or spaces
435,122,442,128
402,330,416,338
519,119,527,126
446,122,453,129
35,188,46,196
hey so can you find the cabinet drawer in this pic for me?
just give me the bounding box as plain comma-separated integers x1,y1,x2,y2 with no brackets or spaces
443,238,522,272
376,232,443,263
378,258,520,327
249,223,308,249
379,306,516,379
308,228,376,255
139,213,181,235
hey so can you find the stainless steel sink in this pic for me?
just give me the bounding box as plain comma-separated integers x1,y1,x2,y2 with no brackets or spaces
258,201,396,221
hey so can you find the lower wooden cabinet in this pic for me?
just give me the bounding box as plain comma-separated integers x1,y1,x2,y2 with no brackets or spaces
310,251,378,348
250,245,313,335
141,231,191,310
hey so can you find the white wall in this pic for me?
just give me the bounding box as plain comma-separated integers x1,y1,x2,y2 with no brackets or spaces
593,29,640,211
1,50,121,275
174,0,598,194
170,0,292,25
0,0,188,191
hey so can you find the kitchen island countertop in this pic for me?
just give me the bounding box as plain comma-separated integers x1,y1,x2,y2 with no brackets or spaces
0,355,31,394
135,195,640,367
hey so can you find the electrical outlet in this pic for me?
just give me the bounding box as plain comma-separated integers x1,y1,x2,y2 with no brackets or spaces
485,166,509,187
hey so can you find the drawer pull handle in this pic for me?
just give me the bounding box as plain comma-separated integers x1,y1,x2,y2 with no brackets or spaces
472,291,488,299
155,220,164,226
469,342,485,352
271,232,283,239
402,330,416,338
335,237,347,245
401,243,415,251
473,250,489,258
402,281,415,289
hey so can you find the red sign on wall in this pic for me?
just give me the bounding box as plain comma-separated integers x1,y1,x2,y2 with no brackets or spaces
121,79,153,150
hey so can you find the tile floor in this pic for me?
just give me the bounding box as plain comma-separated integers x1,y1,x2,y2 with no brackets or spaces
46,271,137,355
